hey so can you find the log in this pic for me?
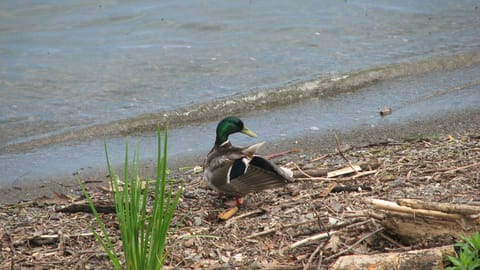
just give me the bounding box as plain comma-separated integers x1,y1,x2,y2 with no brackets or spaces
331,245,455,270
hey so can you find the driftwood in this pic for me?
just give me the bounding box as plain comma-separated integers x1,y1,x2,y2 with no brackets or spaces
331,245,455,270
397,198,480,217
367,198,480,244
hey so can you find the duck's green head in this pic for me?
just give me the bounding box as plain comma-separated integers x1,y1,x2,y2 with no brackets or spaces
215,116,257,146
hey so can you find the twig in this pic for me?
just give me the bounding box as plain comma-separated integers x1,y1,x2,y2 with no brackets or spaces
320,182,337,197
264,148,300,159
311,154,329,162
294,163,315,178
324,227,384,262
225,208,266,227
444,162,480,174
286,230,338,251
304,241,327,270
331,185,372,193
295,177,331,181
379,232,405,248
5,230,15,254
246,219,318,239
334,133,359,174
316,251,323,270
352,170,377,179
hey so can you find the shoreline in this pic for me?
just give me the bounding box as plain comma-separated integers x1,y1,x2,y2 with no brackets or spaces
1,106,479,206
1,117,478,269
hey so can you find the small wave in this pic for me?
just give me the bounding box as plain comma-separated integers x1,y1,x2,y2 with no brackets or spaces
2,50,480,154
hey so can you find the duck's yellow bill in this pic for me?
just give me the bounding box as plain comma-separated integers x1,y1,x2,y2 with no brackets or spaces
241,127,257,138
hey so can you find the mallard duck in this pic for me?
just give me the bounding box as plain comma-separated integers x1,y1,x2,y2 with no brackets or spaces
204,116,294,207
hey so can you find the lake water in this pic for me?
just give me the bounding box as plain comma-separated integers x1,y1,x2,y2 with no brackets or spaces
1,0,480,191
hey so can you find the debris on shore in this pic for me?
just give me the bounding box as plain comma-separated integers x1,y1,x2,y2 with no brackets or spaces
1,132,479,269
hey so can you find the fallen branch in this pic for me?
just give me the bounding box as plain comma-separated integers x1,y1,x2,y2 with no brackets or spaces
397,198,480,216
367,198,462,220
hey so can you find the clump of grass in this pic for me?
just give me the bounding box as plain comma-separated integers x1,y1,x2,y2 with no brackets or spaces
446,232,480,270
80,128,182,270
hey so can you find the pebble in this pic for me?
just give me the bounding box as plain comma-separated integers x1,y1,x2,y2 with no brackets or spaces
193,216,202,226
305,213,315,220
184,238,195,248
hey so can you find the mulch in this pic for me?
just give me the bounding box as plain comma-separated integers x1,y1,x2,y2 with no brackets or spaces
1,132,479,269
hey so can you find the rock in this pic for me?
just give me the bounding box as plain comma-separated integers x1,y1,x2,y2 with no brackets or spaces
193,216,202,226
184,238,195,248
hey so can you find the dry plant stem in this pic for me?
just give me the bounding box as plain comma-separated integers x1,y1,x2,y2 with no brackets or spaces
334,133,359,174
324,227,384,262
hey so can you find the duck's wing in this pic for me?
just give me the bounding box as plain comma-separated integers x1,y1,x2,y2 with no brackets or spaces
228,155,294,195
204,142,266,196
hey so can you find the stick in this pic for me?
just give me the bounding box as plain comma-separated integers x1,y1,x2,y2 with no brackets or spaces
286,230,338,250
224,208,266,225
444,162,480,174
324,227,384,262
294,163,315,178
310,154,329,162
246,219,318,239
264,148,300,159
334,133,359,174
320,182,338,197
304,242,326,270
352,170,377,179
